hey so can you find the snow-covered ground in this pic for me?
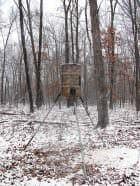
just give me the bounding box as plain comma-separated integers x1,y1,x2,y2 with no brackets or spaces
0,103,139,186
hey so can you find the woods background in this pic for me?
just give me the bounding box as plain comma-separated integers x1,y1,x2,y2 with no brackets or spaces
0,0,139,114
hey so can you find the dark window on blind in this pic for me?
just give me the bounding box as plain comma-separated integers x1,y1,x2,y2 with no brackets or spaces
79,76,81,86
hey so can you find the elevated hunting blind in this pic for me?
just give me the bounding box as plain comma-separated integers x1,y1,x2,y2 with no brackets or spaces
61,64,81,105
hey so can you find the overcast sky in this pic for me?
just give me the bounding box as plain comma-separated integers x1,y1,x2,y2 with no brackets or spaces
0,0,62,20
0,0,108,21
0,0,111,47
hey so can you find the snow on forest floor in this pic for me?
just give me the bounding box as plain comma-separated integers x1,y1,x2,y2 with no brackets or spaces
0,103,140,186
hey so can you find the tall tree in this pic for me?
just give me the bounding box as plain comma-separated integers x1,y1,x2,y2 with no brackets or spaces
26,0,44,108
121,0,140,111
85,0,92,63
26,0,38,74
89,0,109,128
18,0,34,112
75,0,79,64
63,0,72,64
132,0,140,112
0,15,16,104
70,1,75,63
109,0,118,109
36,0,44,108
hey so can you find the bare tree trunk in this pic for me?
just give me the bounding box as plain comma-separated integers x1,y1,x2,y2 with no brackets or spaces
89,0,109,128
85,0,92,63
65,12,69,64
1,44,6,105
26,0,38,71
70,9,75,63
83,38,88,108
63,0,72,64
36,0,44,108
26,0,44,108
129,0,140,111
75,0,79,64
18,52,23,102
0,16,16,104
109,0,118,109
133,0,140,111
18,0,34,112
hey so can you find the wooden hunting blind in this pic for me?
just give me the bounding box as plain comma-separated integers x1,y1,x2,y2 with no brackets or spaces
61,64,81,100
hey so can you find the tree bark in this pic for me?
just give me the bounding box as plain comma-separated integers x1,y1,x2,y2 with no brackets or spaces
18,0,34,112
26,0,44,108
36,0,44,108
89,0,109,128
109,0,118,109
70,9,75,63
75,0,79,64
85,0,92,63
63,0,72,64
128,0,140,111
0,16,16,104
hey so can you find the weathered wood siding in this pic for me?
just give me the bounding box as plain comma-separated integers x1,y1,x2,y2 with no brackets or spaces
61,64,81,97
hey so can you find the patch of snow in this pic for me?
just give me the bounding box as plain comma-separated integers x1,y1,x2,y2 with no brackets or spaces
0,136,9,155
0,104,139,185
25,178,72,186
90,147,139,169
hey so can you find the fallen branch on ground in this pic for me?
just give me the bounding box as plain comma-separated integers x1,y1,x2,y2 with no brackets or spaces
0,112,30,116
